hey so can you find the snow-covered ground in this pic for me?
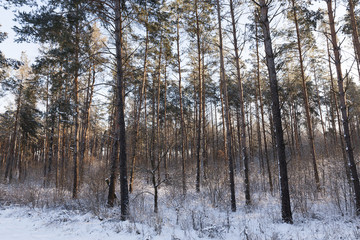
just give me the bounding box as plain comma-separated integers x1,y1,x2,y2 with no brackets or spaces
0,206,148,240
1,175,360,240
1,201,360,240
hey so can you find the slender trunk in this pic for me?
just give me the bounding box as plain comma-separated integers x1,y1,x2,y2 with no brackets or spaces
72,6,80,198
326,0,360,215
256,22,273,192
56,114,61,188
348,0,360,65
230,0,250,205
108,108,119,207
257,0,293,223
211,103,216,164
201,50,208,181
236,107,242,170
219,66,228,166
156,37,163,183
291,0,320,191
195,0,202,193
163,56,168,180
217,0,236,212
43,77,49,185
254,72,264,189
79,64,96,185
313,69,329,158
47,111,55,185
151,90,157,212
150,48,160,213
326,37,340,149
5,83,22,182
129,6,149,193
176,2,187,194
325,8,347,160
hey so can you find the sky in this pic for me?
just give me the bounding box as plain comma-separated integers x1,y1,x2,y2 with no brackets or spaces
0,1,357,113
0,7,39,61
0,6,40,112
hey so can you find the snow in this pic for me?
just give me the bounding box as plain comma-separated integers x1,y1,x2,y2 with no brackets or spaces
1,177,360,240
1,196,360,240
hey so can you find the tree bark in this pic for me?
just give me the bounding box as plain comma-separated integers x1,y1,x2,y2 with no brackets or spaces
256,0,293,223
5,82,22,182
176,1,187,195
217,0,236,212
195,0,202,193
326,0,360,215
291,0,320,191
107,0,130,220
230,0,251,205
348,0,360,66
129,11,149,193
72,4,80,198
255,19,273,193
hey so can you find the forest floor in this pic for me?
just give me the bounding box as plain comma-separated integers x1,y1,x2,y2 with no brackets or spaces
1,203,359,240
1,181,360,240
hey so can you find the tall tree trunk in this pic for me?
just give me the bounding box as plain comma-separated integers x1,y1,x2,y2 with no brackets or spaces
217,0,236,212
255,21,273,192
108,0,130,220
150,43,162,213
230,0,251,205
313,68,329,158
129,4,149,193
5,82,22,182
326,0,360,215
156,37,163,185
56,114,61,188
163,55,168,180
348,0,360,66
195,0,202,193
256,0,293,223
72,5,80,198
219,66,228,168
46,110,55,186
176,1,187,195
254,72,265,189
326,37,341,151
43,76,49,185
79,63,96,185
291,0,320,191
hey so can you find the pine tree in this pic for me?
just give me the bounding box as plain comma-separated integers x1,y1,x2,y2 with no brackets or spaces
253,0,293,224
325,0,360,215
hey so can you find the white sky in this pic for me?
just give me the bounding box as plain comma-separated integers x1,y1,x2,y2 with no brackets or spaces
0,1,358,114
0,7,40,112
0,7,39,61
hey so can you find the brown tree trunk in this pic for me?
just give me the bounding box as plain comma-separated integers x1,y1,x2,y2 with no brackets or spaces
72,5,80,198
195,0,202,193
217,0,236,212
348,0,360,66
156,37,163,185
230,0,251,205
163,55,168,180
79,63,96,186
5,82,22,182
129,5,149,193
256,0,293,223
291,0,320,191
313,68,329,158
326,0,360,215
176,1,187,194
108,0,129,220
